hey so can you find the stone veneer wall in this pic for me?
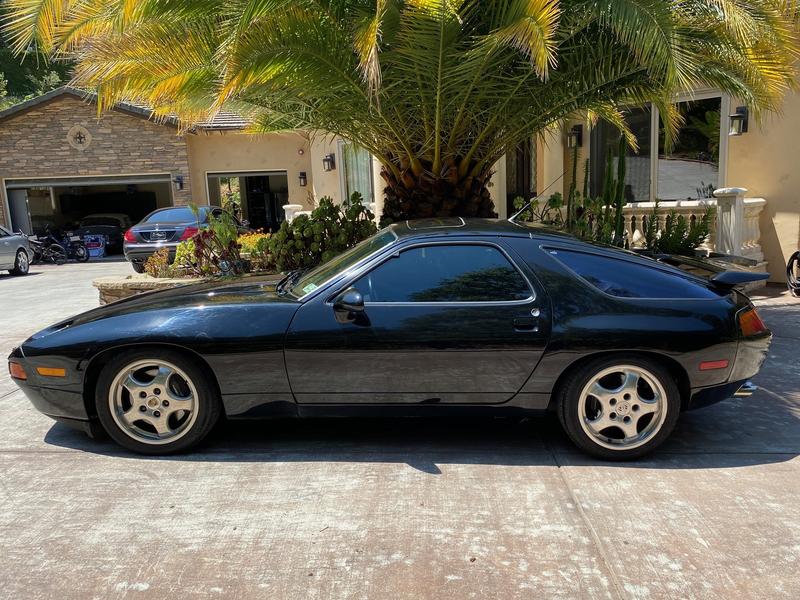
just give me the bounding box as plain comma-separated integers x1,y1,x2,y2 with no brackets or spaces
0,94,192,227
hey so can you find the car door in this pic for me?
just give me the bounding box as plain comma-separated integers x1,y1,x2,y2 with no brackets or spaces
0,226,13,268
284,241,550,404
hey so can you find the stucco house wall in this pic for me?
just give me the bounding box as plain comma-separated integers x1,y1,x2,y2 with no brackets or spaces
727,91,800,282
187,131,313,209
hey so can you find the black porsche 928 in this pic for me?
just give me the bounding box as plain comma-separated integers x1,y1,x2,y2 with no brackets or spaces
8,219,772,459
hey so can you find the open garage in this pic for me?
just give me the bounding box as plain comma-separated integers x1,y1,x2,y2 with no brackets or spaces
5,175,173,235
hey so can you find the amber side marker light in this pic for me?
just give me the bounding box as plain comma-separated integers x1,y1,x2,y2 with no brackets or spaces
8,362,27,380
36,367,67,377
739,307,768,337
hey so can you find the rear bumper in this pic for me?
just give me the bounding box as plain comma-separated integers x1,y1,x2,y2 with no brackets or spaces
124,242,178,263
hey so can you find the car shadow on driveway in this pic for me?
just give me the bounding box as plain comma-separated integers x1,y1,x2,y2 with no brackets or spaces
43,389,800,472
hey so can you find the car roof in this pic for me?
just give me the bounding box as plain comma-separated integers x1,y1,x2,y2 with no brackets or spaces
391,218,579,243
81,213,130,220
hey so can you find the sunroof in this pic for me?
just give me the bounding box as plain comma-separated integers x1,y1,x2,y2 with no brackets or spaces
406,217,465,230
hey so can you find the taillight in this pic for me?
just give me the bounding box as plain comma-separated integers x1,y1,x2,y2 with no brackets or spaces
124,229,136,243
739,307,768,337
179,226,199,241
8,362,27,380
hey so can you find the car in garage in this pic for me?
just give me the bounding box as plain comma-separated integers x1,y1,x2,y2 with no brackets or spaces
123,205,249,272
75,213,133,255
0,225,32,276
9,219,771,459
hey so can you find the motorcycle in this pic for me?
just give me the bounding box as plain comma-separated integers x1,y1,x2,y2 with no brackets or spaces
37,225,89,263
28,234,67,265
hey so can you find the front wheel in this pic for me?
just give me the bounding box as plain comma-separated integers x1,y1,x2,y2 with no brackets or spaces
557,356,681,460
95,349,222,454
47,243,67,264
10,249,30,275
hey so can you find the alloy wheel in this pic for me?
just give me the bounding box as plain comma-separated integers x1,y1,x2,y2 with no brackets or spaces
108,359,199,445
578,364,668,451
17,251,29,274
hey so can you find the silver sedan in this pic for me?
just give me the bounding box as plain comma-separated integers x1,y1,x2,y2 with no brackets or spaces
0,225,32,276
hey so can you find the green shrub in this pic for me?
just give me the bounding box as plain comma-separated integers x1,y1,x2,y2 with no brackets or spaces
643,203,714,255
268,193,377,272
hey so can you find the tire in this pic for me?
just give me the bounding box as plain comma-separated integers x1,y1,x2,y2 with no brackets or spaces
94,348,222,454
557,355,681,460
48,243,67,265
10,249,30,276
131,261,146,273
74,245,90,262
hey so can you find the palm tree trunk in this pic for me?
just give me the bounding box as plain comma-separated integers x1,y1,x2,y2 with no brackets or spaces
379,158,496,223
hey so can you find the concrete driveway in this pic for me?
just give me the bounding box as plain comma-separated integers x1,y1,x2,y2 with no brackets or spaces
1,263,799,599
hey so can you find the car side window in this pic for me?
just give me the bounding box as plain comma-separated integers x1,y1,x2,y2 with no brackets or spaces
0,227,8,238
353,244,532,303
548,249,721,299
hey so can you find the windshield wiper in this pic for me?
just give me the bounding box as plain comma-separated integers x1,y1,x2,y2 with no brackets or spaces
276,269,305,296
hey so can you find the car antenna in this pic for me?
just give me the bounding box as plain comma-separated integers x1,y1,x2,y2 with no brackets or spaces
507,170,565,224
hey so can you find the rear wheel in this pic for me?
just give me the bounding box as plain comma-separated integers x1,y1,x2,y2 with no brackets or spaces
48,243,67,264
131,261,146,273
95,349,221,454
557,356,680,460
10,249,29,275
74,245,90,262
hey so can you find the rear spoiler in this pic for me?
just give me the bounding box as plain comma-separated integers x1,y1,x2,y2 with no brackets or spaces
638,252,769,290
708,271,770,289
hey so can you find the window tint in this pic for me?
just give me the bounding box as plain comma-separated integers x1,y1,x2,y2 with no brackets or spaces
355,244,531,303
550,249,721,299
143,207,208,224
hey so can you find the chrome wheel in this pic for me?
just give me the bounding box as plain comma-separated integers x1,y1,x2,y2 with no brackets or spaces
16,251,29,273
108,359,199,445
578,364,668,451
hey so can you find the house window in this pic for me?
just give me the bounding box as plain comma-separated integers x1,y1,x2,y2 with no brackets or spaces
590,107,652,203
506,137,537,214
339,141,374,202
658,97,721,200
590,93,727,202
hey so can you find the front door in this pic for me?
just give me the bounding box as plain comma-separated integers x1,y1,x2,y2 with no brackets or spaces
285,242,550,404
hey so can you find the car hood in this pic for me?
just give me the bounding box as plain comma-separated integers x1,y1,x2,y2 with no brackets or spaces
32,274,294,337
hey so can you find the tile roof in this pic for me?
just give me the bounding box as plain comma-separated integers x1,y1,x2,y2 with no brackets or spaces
0,86,250,130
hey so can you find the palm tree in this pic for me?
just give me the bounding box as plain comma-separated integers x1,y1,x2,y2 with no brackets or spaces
3,1,798,220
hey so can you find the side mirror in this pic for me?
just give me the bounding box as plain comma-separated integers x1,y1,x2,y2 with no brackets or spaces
334,287,364,314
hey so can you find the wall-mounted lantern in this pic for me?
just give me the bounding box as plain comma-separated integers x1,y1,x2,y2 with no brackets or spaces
298,171,308,187
567,124,583,148
729,106,749,136
322,153,336,171
173,175,185,191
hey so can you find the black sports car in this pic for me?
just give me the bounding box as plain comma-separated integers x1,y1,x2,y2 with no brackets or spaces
8,219,772,459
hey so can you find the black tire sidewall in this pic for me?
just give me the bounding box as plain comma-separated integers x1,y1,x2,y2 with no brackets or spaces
11,250,29,275
131,261,145,273
558,355,681,460
95,349,221,455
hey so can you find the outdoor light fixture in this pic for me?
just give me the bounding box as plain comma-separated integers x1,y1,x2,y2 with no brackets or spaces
298,171,308,187
173,175,185,190
567,124,583,148
729,106,749,136
322,153,336,171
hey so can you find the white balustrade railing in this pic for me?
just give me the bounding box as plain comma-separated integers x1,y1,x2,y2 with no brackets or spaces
621,190,766,261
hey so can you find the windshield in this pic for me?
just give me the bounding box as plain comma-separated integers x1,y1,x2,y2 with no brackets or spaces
142,207,208,224
290,229,398,298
